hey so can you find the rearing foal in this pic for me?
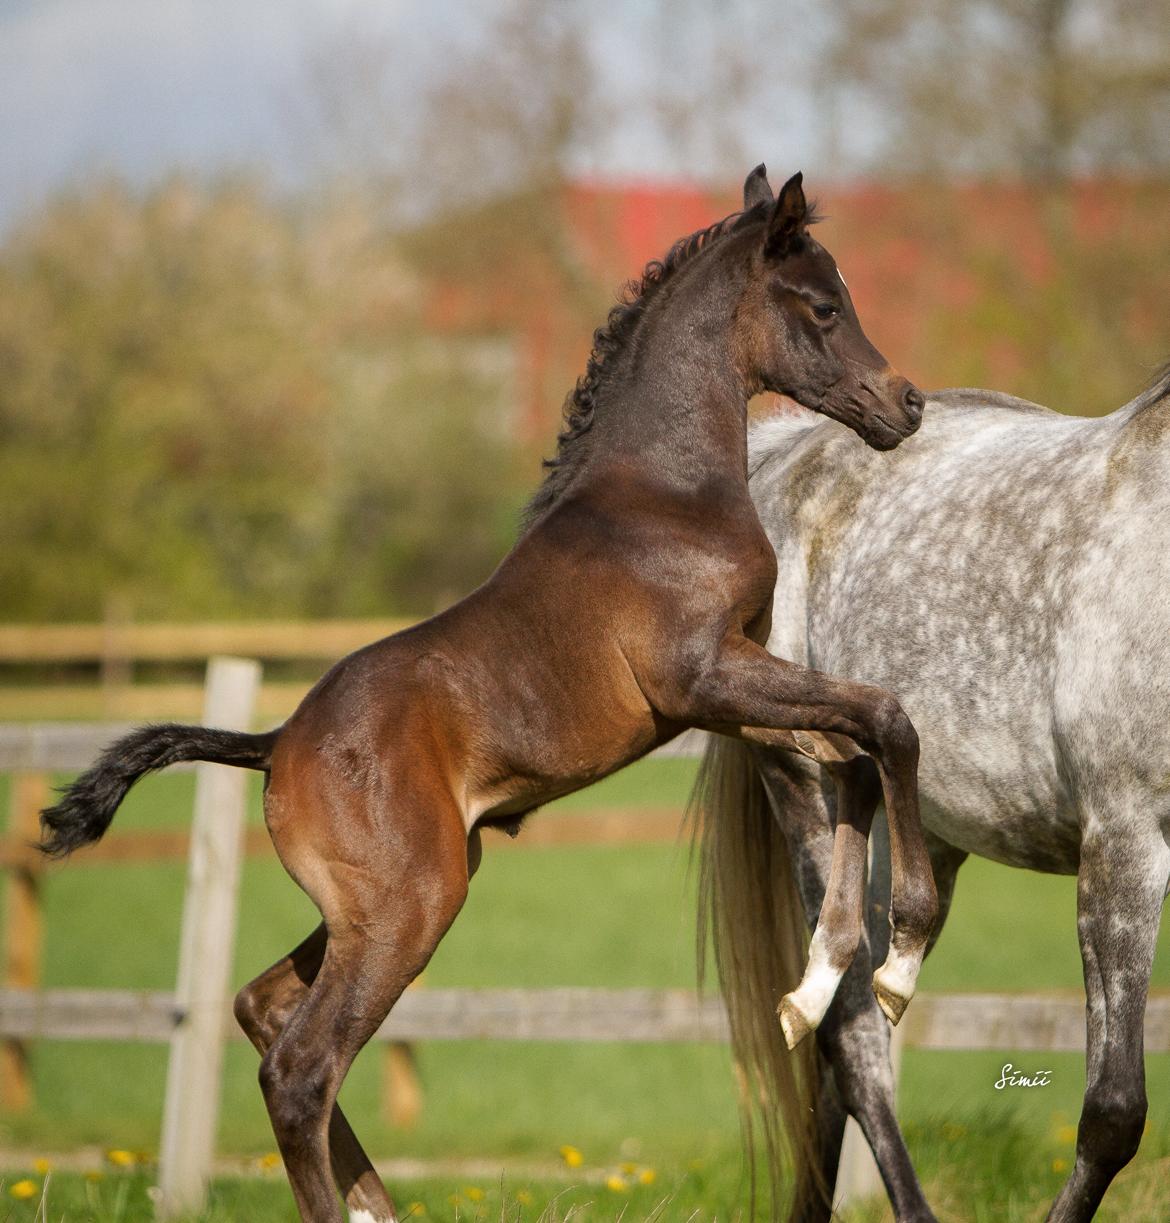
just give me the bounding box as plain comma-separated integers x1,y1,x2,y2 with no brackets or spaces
41,166,937,1223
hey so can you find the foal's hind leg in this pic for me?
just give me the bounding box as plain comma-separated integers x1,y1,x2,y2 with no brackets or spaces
1047,824,1170,1222
259,790,470,1222
235,926,397,1223
235,829,485,1222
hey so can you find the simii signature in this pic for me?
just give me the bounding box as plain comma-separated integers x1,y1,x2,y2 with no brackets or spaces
995,1063,1053,1089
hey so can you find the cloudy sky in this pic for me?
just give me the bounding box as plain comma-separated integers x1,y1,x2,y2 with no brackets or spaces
0,0,836,230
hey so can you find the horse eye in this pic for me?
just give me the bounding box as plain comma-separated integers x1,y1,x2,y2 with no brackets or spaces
812,303,838,320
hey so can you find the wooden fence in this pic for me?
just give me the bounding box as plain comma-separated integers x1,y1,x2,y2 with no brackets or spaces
3,642,1170,1214
0,618,414,721
2,658,262,1216
0,659,706,1214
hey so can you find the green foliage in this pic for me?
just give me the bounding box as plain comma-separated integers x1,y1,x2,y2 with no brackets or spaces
4,174,1169,624
0,181,522,621
920,185,1170,413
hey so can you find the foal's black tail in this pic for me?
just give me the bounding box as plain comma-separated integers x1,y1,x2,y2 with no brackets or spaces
39,724,281,859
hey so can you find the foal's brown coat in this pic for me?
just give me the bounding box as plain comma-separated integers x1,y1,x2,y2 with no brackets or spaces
43,168,937,1222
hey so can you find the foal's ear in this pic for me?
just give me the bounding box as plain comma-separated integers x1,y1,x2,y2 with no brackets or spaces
764,171,809,257
743,163,773,209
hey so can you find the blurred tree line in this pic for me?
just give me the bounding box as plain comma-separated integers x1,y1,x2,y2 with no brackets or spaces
1,0,1168,623
0,182,523,621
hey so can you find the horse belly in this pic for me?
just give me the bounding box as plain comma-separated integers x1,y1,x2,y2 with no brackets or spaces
913,723,1081,874
454,641,664,830
807,620,1083,873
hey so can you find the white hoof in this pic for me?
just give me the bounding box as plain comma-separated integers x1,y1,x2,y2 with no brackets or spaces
872,943,924,1025
778,992,816,1049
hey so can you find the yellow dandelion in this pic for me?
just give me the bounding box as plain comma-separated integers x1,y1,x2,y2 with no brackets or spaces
515,1189,534,1206
1052,1158,1069,1174
32,1158,51,1175
106,1148,135,1168
619,1161,638,1176
135,1150,154,1166
405,1204,428,1219
464,1186,485,1203
558,1145,584,1168
447,1192,463,1206
1056,1125,1078,1146
84,1170,105,1183
9,1180,38,1200
258,1152,282,1171
604,1174,628,1192
638,1169,657,1186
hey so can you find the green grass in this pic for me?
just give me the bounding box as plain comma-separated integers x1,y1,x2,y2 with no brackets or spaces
0,1164,754,1223
2,758,1170,1219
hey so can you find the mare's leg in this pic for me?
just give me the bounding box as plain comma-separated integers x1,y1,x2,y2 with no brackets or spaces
778,755,879,1046
258,783,470,1223
686,638,938,1029
1047,824,1170,1222
755,747,964,1223
811,826,964,1223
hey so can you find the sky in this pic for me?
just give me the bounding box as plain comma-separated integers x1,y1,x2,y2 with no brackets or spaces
0,0,836,231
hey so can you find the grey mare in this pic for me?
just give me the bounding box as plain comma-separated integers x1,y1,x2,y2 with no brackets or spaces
695,368,1170,1221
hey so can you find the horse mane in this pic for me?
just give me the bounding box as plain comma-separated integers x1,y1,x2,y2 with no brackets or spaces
1122,361,1170,416
520,196,821,529
928,387,1050,414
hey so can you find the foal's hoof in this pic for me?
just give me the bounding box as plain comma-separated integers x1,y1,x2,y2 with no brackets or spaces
872,968,913,1025
778,993,815,1050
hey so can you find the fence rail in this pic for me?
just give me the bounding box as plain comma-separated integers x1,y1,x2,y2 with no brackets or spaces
4,655,1162,1211
2,986,1168,1051
0,660,262,1218
0,618,416,720
2,987,1167,1050
0,619,415,664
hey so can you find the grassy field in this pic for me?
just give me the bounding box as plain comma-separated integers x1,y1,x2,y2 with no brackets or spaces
1,758,1169,1220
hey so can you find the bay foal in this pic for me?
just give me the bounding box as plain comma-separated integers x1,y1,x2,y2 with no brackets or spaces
42,167,937,1222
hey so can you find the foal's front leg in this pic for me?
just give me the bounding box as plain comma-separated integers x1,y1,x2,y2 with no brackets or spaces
777,754,880,1047
684,636,938,1040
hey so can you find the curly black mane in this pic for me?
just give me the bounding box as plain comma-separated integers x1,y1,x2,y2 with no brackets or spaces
520,201,775,528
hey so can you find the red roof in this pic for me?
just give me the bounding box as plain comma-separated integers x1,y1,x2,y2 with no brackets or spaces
423,177,1170,440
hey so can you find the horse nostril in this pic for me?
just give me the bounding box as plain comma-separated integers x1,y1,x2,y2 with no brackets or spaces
904,386,925,415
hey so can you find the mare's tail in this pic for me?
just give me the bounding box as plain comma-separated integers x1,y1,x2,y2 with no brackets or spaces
691,735,825,1218
39,723,280,859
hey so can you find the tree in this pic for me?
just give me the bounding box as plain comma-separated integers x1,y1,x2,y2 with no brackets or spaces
0,180,520,621
827,0,1170,179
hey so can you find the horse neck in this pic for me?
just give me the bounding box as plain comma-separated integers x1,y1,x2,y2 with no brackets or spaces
586,265,751,497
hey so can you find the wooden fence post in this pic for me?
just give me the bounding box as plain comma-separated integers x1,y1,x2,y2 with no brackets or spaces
156,657,260,1218
1,772,47,1111
381,1042,423,1129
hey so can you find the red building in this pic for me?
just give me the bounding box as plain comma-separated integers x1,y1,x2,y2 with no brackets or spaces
421,177,1170,446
